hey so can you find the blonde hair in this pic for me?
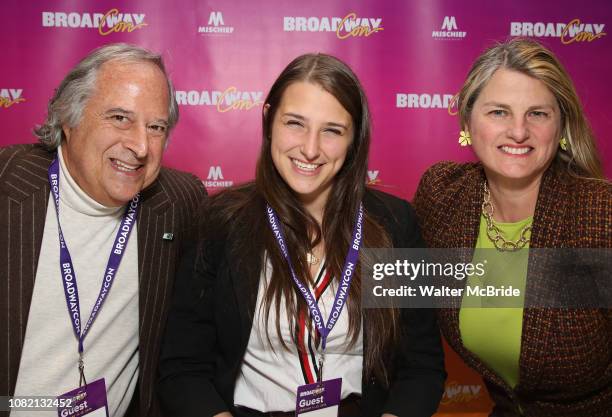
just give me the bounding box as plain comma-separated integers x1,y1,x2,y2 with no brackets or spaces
454,38,603,179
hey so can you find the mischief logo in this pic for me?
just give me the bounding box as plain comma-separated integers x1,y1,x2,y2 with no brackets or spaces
204,166,233,189
432,16,467,39
199,11,234,34
42,9,147,36
0,89,25,108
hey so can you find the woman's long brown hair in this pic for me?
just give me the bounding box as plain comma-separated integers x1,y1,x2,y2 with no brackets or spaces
209,54,401,384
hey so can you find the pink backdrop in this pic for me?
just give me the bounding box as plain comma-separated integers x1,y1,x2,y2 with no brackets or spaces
1,1,610,414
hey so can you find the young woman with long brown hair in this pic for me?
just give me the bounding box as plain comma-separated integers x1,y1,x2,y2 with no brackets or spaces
159,53,445,417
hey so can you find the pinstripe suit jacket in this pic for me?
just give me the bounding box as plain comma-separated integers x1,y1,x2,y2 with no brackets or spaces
413,161,611,417
0,143,206,417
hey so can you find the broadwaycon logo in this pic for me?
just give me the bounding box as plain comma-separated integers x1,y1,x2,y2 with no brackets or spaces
42,9,147,35
367,170,380,185
511,19,606,44
396,93,455,109
284,13,383,39
0,89,25,108
175,87,263,112
199,11,234,34
440,382,483,405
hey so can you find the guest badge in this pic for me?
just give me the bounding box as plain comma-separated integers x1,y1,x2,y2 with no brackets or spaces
295,378,342,417
57,378,109,417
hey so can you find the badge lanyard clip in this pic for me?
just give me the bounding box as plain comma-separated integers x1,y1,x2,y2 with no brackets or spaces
78,352,88,387
316,351,326,385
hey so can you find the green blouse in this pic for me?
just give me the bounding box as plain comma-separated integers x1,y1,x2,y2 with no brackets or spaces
459,214,532,388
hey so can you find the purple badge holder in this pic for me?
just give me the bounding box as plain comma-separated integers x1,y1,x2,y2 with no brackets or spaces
295,378,342,416
57,378,109,417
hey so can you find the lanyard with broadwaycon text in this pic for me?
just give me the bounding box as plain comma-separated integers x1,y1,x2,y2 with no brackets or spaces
48,157,140,386
265,203,363,359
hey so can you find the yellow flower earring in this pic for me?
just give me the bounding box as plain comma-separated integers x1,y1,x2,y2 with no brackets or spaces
459,130,471,146
559,137,568,151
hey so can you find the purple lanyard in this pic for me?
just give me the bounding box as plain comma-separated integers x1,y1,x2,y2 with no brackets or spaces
266,203,363,350
48,157,140,355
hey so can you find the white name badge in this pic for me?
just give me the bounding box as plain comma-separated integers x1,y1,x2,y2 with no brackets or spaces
295,378,342,417
57,378,109,417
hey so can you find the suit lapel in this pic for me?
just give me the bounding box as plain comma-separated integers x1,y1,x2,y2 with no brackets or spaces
136,174,172,414
228,204,262,348
0,145,53,394
518,166,570,392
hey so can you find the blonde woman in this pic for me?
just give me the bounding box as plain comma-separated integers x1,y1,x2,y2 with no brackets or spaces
414,39,611,416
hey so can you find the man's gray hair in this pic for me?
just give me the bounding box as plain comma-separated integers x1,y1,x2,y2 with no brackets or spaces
34,43,179,149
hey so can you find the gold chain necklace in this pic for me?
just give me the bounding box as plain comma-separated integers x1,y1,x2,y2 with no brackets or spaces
482,182,532,252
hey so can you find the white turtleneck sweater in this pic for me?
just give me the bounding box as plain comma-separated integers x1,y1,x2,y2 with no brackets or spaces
12,147,139,417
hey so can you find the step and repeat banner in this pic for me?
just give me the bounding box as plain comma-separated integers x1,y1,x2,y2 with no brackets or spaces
1,1,610,415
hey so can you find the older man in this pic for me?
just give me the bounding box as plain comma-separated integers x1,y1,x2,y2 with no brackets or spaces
1,44,205,416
